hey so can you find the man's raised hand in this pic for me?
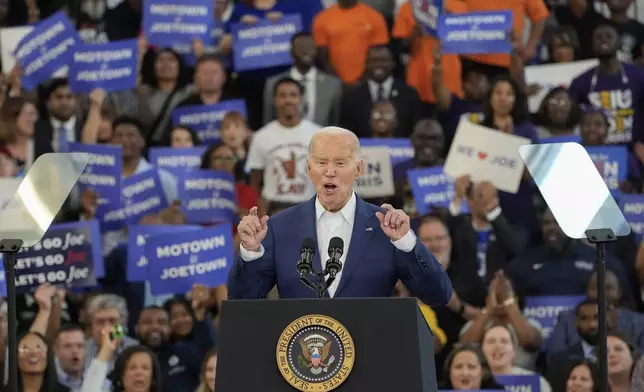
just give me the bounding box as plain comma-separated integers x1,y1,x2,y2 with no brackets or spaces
238,207,269,252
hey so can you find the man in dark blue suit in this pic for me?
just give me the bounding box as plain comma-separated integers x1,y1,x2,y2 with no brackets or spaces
228,126,452,305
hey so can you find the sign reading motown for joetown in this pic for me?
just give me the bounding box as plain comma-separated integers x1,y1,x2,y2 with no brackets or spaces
277,314,355,391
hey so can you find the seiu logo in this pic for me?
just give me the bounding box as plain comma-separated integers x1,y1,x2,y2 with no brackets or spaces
457,146,517,168
588,89,632,110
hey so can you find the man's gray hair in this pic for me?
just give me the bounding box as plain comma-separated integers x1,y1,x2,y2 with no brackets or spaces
309,126,361,161
86,294,128,325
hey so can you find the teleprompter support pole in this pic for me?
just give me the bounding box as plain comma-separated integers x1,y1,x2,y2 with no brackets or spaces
584,228,617,392
1,239,24,392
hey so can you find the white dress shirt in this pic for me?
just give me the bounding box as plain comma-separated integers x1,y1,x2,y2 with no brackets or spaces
290,67,317,121
51,116,77,152
240,192,417,297
368,76,393,103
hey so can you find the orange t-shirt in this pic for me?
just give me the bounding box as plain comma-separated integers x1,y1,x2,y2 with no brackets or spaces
464,0,549,67
313,3,390,84
392,1,466,103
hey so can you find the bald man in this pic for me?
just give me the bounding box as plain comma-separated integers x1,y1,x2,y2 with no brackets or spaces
228,127,452,304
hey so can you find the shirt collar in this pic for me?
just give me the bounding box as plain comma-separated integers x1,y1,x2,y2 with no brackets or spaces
122,157,151,179
368,76,393,92
55,359,83,384
51,116,76,131
315,191,356,225
290,67,317,81
581,340,596,358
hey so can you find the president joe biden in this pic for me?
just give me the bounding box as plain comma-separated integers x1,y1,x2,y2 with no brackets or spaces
228,127,452,304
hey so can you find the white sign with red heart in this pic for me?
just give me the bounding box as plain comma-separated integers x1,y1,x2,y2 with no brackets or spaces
444,120,531,194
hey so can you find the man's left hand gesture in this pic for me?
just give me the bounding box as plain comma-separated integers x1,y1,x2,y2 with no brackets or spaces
375,204,410,241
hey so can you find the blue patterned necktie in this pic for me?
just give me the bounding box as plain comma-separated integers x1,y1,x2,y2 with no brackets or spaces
58,126,69,152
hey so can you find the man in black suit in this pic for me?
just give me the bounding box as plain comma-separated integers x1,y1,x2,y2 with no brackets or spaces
545,299,609,391
339,45,422,138
34,78,83,159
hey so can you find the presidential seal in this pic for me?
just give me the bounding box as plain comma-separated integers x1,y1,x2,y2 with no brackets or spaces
276,315,355,391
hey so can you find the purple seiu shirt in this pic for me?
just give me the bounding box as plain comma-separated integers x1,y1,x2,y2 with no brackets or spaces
569,63,644,145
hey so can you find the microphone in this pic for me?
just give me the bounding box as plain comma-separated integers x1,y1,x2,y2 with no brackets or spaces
325,237,344,279
297,238,317,291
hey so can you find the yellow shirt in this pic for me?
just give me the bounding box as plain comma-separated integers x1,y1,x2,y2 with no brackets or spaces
418,301,447,345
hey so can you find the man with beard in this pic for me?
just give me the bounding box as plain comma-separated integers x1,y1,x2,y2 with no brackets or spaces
135,306,206,392
569,24,644,148
34,78,84,158
504,208,632,301
263,32,342,126
54,325,86,392
544,299,611,391
340,45,421,138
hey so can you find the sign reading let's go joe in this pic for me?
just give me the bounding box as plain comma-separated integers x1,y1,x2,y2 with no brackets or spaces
0,220,102,295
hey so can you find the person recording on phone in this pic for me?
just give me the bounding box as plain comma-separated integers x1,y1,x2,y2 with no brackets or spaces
83,295,138,372
228,127,452,305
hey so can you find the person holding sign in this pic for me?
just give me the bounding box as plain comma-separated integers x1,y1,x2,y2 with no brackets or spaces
448,175,528,283
578,107,642,193
230,126,452,306
463,0,550,74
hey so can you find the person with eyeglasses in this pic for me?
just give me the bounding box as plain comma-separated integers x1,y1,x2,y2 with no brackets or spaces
369,100,397,139
3,332,69,392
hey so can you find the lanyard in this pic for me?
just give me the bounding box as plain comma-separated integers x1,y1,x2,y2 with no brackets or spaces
589,65,629,94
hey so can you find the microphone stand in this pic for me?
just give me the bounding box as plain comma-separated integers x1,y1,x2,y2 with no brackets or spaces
298,258,341,299
585,228,616,392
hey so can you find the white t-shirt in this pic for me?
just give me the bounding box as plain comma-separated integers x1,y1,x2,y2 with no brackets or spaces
245,119,320,203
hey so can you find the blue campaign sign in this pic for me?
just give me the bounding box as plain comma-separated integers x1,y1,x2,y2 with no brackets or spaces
407,166,469,214
495,375,541,392
148,146,207,174
539,135,581,144
13,220,103,293
69,143,122,205
180,20,227,66
69,39,138,93
523,296,585,340
411,0,443,37
143,0,213,53
14,11,80,90
359,138,414,166
178,170,238,224
230,14,302,72
96,169,169,231
146,223,234,295
619,194,644,240
438,11,512,55
586,146,627,195
171,99,247,144
127,224,200,282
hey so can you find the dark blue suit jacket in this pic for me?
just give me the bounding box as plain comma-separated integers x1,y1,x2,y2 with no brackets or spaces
227,196,453,305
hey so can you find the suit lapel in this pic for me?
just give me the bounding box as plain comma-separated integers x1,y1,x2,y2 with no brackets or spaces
335,197,377,296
